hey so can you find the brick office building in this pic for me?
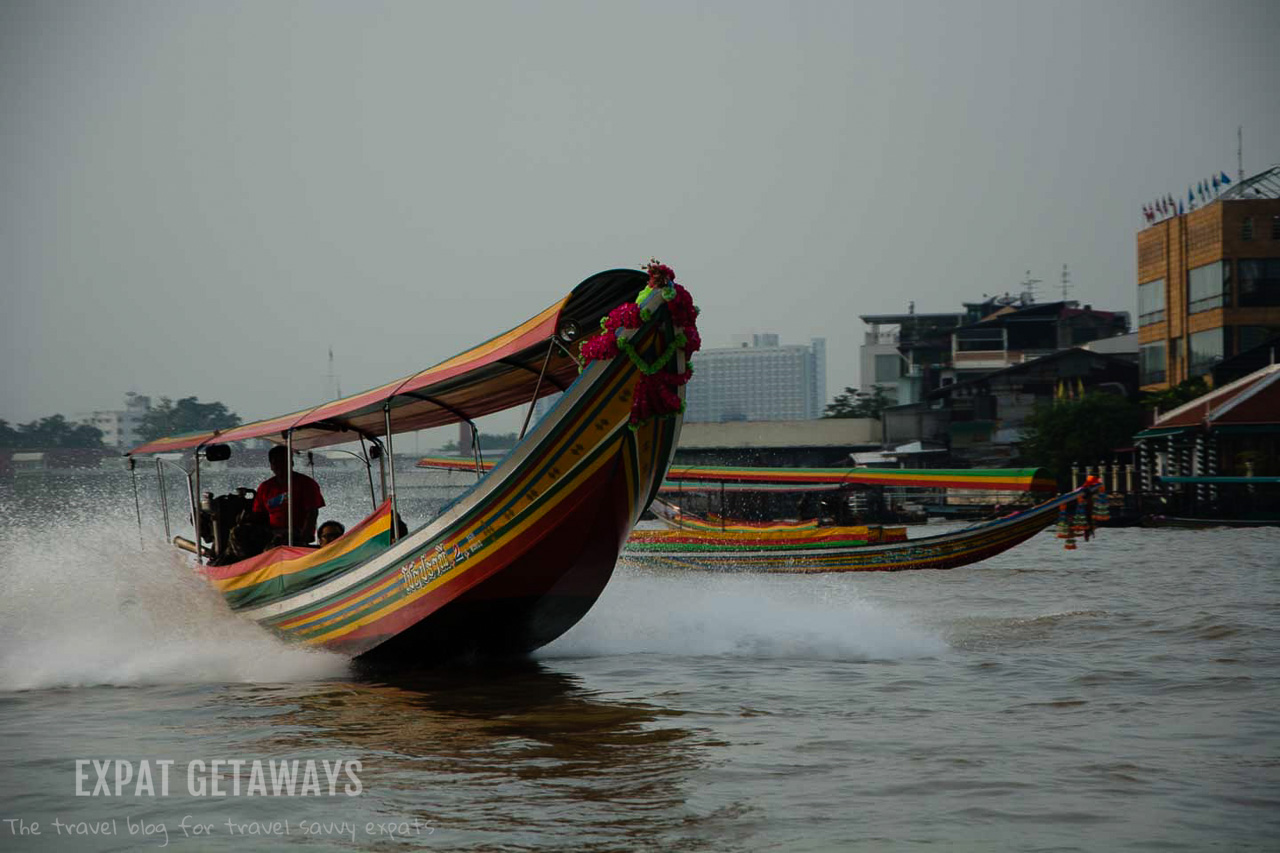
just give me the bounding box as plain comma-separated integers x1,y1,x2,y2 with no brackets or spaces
1137,165,1280,391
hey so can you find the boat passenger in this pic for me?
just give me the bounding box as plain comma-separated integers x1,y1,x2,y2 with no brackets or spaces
251,445,326,545
317,520,345,547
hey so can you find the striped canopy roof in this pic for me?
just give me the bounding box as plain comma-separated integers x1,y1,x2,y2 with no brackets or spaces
659,465,1056,492
417,457,1054,493
129,269,645,455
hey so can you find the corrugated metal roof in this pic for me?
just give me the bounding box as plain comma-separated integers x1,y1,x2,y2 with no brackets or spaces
1152,363,1280,429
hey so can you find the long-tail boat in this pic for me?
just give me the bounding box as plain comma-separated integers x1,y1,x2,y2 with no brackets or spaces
126,264,699,662
627,466,1097,572
418,458,1103,573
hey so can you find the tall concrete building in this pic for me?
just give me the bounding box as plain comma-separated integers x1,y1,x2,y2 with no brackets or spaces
1137,165,1280,390
83,392,150,449
683,334,827,423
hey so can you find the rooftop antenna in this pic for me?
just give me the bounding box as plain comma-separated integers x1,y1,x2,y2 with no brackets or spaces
1238,125,1244,183
1019,270,1041,303
1060,263,1072,301
326,347,341,399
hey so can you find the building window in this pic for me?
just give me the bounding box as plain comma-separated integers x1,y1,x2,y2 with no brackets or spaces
1238,259,1280,307
955,327,1005,352
1187,260,1229,313
874,354,902,383
1242,217,1253,241
1138,278,1166,326
1187,328,1225,375
1237,325,1280,354
1139,342,1167,385
1272,216,1280,240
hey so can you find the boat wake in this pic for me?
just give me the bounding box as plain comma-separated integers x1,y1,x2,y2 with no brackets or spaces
0,516,348,691
540,566,947,662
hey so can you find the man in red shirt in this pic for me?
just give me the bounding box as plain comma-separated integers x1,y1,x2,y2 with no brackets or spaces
252,445,325,545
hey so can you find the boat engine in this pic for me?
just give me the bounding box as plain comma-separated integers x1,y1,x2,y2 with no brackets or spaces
196,488,257,564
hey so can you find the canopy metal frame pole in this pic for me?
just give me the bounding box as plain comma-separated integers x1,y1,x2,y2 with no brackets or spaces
286,431,294,547
377,447,387,503
327,442,378,513
154,457,193,543
395,391,481,481
155,458,171,541
518,338,556,441
192,450,204,565
383,404,398,543
360,438,377,510
471,424,484,480
129,457,144,548
551,337,583,369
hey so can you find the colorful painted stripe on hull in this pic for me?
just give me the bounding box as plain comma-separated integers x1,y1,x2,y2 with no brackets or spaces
218,309,682,651
201,503,395,610
623,489,1084,574
627,526,908,552
659,466,1056,493
285,410,675,649
267,360,640,642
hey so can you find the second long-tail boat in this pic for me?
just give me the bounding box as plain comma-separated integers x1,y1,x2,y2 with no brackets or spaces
624,465,1096,572
417,458,1102,573
126,263,699,663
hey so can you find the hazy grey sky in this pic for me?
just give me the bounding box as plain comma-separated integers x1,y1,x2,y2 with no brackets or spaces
3,0,1278,433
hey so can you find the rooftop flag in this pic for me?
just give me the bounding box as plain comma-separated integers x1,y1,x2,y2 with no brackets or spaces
1220,171,1232,185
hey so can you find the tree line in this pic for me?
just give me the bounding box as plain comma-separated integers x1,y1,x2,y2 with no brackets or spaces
0,415,105,449
0,397,240,449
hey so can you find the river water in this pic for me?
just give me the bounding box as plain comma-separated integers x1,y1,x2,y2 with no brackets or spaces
0,469,1277,851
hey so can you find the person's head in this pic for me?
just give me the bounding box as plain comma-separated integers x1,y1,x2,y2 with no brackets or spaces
317,520,345,546
268,445,291,478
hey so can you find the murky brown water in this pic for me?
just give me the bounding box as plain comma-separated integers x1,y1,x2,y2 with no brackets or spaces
1,471,1278,850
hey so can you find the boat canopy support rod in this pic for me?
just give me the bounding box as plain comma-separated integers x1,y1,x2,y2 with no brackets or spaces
129,457,143,548
518,339,557,442
323,446,380,512
498,348,569,392
192,450,204,564
284,419,386,506
151,456,191,542
551,336,583,369
286,430,294,547
397,391,486,479
382,404,399,543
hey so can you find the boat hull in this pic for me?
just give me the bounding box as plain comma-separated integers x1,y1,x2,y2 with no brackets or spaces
624,488,1092,573
353,452,635,662
199,281,684,663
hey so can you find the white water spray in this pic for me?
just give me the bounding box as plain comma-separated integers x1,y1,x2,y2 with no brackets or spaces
0,508,348,691
541,566,947,661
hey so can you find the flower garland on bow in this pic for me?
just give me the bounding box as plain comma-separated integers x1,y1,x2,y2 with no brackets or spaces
579,260,701,429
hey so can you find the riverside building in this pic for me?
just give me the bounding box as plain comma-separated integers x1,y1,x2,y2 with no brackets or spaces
683,334,826,423
82,392,150,450
1137,165,1280,391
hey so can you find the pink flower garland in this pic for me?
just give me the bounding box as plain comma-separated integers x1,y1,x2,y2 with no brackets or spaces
579,260,700,428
